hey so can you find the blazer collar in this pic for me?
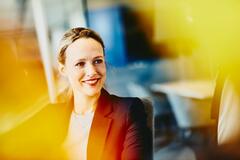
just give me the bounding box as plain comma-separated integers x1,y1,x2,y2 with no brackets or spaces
87,88,113,160
94,88,113,117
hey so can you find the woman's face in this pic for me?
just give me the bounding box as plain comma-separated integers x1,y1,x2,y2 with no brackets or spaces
61,38,106,97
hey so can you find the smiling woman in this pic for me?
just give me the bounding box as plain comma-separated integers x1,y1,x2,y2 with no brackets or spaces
57,27,152,160
0,27,152,160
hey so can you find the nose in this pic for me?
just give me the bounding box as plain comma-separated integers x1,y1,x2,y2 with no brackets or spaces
85,63,97,77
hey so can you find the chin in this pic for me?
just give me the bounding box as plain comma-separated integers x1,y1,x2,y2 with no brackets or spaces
84,88,101,97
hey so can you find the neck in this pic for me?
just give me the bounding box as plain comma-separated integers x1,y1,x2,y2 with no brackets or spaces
73,91,100,115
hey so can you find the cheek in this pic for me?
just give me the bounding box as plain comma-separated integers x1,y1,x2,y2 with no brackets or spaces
66,69,84,83
98,63,107,75
100,67,107,85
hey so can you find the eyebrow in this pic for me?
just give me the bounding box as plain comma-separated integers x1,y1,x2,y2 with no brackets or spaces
75,58,86,62
74,56,103,62
93,56,104,59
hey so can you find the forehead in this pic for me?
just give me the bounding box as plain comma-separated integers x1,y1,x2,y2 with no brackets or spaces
65,38,104,60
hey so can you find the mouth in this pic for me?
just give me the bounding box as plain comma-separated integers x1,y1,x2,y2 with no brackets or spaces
82,78,100,86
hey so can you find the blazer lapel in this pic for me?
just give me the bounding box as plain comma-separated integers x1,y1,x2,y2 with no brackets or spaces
87,89,113,160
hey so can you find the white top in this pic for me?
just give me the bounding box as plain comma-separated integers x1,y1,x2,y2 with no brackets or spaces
63,110,95,160
218,77,240,144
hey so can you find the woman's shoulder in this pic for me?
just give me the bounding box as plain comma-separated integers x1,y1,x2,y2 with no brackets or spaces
108,92,150,132
106,92,145,115
28,102,68,119
109,93,143,107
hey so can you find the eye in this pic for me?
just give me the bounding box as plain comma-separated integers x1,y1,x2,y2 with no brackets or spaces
93,59,103,65
75,61,85,68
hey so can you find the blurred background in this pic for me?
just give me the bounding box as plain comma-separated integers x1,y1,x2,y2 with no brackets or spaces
0,0,240,159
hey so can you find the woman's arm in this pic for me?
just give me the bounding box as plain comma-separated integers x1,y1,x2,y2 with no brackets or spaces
121,98,152,160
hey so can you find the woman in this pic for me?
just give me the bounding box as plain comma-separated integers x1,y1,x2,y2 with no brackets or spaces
0,27,151,160
57,27,152,160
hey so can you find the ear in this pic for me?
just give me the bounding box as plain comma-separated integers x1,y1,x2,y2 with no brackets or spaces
58,63,67,76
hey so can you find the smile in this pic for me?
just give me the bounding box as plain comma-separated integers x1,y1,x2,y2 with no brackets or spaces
82,78,100,85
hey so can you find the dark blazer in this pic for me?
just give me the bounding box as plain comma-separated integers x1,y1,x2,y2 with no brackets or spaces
0,89,152,160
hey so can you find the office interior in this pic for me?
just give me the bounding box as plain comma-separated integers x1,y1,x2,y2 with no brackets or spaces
1,0,240,159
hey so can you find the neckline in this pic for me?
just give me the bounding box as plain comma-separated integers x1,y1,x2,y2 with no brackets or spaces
72,108,95,117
